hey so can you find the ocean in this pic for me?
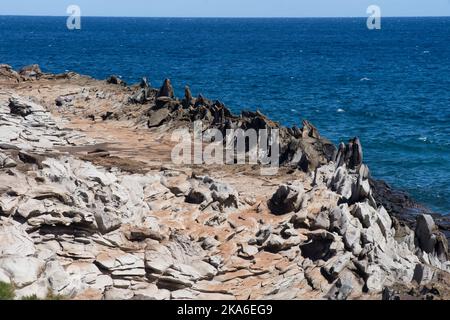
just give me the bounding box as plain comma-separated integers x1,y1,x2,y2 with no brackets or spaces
0,16,449,213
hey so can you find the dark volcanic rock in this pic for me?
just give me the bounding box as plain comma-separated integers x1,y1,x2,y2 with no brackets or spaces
136,79,337,173
106,75,127,86
157,79,174,98
9,98,33,117
182,86,193,108
8,97,44,117
195,94,213,108
334,137,363,170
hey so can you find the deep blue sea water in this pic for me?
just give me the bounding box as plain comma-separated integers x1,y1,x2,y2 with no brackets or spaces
0,16,449,213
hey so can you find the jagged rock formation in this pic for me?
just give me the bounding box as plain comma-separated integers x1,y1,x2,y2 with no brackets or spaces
0,64,449,300
129,81,337,172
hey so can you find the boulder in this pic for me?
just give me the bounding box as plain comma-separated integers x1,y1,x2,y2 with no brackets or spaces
0,256,44,288
310,210,330,231
145,245,174,274
8,97,46,117
186,186,212,205
412,264,435,285
129,88,148,104
415,214,449,263
269,182,308,215
106,75,126,86
185,177,239,210
325,272,354,300
18,64,42,78
147,108,171,128
0,64,20,82
323,252,352,280
238,244,259,259
94,209,122,234
209,181,239,209
44,261,82,297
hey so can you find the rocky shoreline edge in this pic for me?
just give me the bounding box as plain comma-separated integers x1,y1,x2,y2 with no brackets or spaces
0,64,449,300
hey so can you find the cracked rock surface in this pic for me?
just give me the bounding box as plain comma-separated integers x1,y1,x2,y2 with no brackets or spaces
0,65,449,300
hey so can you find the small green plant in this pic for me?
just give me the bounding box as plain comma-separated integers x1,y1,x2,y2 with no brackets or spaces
0,282,15,300
46,290,66,300
22,294,39,300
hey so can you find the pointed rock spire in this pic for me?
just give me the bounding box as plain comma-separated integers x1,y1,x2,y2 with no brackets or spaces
182,85,193,108
184,86,193,102
140,77,149,89
157,79,174,98
302,120,320,139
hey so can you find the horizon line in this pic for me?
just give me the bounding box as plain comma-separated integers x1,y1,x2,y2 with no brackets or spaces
1,14,450,19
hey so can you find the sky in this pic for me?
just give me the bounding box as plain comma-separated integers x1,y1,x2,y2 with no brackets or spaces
1,0,450,17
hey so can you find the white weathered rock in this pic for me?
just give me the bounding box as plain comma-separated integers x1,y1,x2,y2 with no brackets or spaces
190,260,217,279
323,252,352,279
91,275,113,292
171,289,198,300
0,218,36,257
0,152,16,168
60,242,96,260
103,287,134,300
239,244,259,258
0,256,44,288
96,251,145,278
365,265,386,293
209,181,239,209
328,166,355,201
15,279,49,300
15,198,46,219
95,209,122,234
133,283,170,300
352,202,378,228
329,204,350,234
310,210,330,230
0,268,11,284
74,162,116,186
44,260,84,297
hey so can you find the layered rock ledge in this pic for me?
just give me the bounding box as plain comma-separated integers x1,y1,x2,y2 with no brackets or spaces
0,64,449,300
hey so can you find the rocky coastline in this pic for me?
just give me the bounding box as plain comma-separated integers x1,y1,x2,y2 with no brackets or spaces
0,64,449,300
